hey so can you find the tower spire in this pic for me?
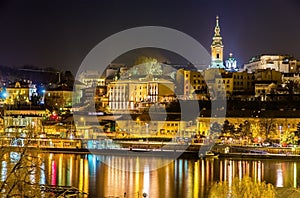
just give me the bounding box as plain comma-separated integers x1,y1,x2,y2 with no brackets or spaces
214,15,220,36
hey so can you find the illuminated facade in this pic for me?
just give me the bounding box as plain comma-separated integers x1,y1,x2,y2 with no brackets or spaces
255,83,276,101
196,116,300,140
115,120,186,136
204,68,284,99
5,81,37,105
78,70,105,87
108,76,175,112
176,69,208,100
244,55,298,73
203,69,253,99
44,84,73,109
3,107,46,137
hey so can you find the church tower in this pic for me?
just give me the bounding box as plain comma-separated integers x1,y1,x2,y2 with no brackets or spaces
210,16,225,68
225,53,238,71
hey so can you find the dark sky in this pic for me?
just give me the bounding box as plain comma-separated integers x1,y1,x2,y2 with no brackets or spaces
0,0,300,74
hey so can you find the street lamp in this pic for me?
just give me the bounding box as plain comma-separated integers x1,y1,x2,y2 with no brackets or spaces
31,121,35,138
145,123,149,134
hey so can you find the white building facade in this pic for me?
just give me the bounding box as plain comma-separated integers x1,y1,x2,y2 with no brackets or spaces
108,77,175,112
244,55,297,73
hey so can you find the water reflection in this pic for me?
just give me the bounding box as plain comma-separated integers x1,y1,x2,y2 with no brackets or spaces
1,152,300,197
45,153,89,192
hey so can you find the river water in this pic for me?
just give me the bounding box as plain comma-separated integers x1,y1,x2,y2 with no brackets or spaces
31,153,299,198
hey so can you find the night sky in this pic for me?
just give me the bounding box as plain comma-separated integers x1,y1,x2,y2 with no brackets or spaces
0,0,300,74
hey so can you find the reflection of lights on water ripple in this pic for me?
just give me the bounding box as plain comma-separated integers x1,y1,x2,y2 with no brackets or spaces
276,164,283,187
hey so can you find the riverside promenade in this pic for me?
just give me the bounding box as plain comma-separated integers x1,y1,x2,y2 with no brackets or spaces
215,144,300,160
35,143,300,160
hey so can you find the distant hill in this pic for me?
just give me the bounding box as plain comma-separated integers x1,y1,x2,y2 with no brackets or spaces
0,65,61,84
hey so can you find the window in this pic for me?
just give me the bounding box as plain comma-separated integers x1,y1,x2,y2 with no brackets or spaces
217,53,220,59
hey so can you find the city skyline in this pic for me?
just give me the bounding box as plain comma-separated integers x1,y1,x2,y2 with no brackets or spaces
0,0,299,74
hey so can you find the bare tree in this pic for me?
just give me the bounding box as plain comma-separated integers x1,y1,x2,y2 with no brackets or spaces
239,120,252,140
259,118,277,140
222,120,235,137
0,133,49,197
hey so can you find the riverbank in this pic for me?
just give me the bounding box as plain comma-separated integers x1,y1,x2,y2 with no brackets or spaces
39,147,200,158
6,142,300,160
215,145,300,160
36,146,300,160
217,152,300,160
